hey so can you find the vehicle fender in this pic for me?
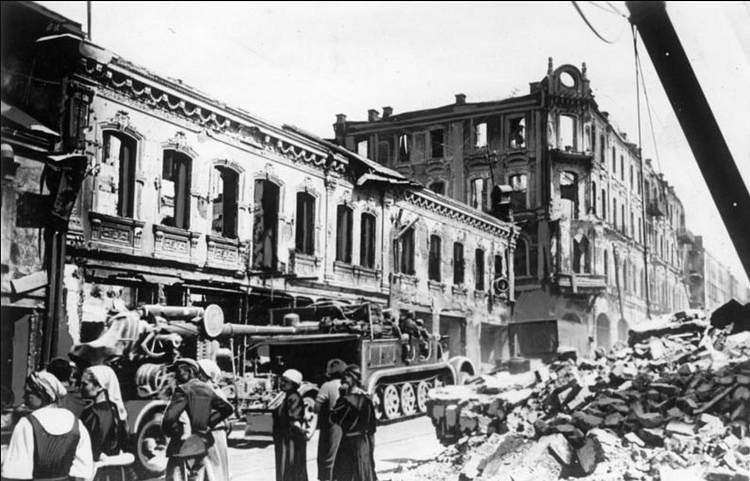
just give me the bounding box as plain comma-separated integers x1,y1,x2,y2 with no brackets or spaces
127,399,169,434
449,356,475,378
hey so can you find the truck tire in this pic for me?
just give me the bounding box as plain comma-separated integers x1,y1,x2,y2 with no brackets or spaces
133,411,169,479
400,383,417,416
382,384,401,420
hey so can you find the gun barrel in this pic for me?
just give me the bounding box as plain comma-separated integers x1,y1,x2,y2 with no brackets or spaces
141,305,205,320
220,324,298,336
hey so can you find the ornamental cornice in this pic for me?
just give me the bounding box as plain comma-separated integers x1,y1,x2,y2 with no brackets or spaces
82,60,345,175
402,192,515,240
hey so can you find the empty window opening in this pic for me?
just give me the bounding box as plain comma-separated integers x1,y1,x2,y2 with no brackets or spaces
453,242,465,285
601,189,607,219
429,235,442,282
494,253,505,279
100,131,137,218
509,173,528,210
573,235,590,274
357,139,369,158
509,117,526,149
514,237,529,277
475,122,487,148
429,181,445,195
604,249,609,282
620,156,625,180
430,129,444,158
592,181,597,215
360,213,376,268
397,227,415,275
560,171,579,219
252,179,280,270
295,192,315,255
475,248,486,291
612,147,617,173
212,166,239,239
470,178,488,211
161,149,192,229
336,204,353,264
599,135,605,163
559,115,575,151
398,134,411,163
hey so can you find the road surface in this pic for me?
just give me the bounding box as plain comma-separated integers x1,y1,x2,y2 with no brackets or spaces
228,416,444,480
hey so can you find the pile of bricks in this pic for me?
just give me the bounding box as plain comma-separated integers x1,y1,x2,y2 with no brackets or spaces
424,308,750,480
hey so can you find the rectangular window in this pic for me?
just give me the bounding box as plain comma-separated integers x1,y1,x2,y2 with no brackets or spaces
359,213,376,268
559,115,575,151
475,249,485,291
509,174,528,210
453,242,465,285
414,132,427,161
399,228,415,275
398,134,411,163
356,139,368,158
161,150,192,229
470,178,488,211
295,192,315,255
430,129,444,158
509,117,526,149
213,167,239,239
252,179,279,269
429,235,442,282
336,205,353,263
612,147,617,173
101,131,137,218
475,122,487,148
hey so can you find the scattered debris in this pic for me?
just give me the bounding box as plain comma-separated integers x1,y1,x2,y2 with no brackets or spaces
408,301,750,481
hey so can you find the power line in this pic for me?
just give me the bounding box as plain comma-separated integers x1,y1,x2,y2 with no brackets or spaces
571,1,617,44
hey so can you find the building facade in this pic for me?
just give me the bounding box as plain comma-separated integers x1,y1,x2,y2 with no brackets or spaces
684,235,750,311
334,59,692,358
1,1,517,407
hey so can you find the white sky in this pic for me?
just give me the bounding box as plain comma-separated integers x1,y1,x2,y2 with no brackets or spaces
38,1,750,286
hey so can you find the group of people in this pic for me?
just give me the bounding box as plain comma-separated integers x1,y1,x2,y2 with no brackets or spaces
273,359,377,481
1,356,233,481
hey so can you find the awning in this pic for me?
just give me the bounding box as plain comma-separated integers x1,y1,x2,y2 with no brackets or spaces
1,101,59,137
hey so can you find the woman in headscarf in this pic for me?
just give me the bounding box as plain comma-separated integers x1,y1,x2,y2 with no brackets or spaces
330,365,377,481
1,370,95,481
80,365,137,481
197,359,231,481
272,368,308,481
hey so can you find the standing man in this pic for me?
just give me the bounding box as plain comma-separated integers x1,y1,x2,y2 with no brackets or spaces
313,359,347,481
330,365,377,481
162,358,233,481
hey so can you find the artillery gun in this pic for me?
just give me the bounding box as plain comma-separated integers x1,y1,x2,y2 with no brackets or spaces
70,301,475,478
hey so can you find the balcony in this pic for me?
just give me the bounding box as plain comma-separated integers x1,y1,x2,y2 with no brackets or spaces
555,272,607,294
288,251,321,279
205,235,246,274
153,224,200,262
647,199,665,217
550,147,593,165
88,212,145,253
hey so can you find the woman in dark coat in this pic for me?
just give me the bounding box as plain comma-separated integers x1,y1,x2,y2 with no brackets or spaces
80,365,137,481
330,365,377,481
272,369,309,481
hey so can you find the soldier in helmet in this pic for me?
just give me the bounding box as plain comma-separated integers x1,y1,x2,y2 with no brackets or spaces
313,359,347,481
272,369,308,481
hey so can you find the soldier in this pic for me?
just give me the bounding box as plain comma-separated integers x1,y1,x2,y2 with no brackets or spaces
162,358,233,481
313,359,347,481
272,369,308,481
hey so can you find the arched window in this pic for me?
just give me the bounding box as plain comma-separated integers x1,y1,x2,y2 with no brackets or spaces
295,192,315,255
336,204,353,264
253,179,280,270
100,130,138,218
560,115,575,150
514,237,529,277
360,212,376,268
212,166,239,239
161,149,192,229
429,235,442,282
453,242,465,284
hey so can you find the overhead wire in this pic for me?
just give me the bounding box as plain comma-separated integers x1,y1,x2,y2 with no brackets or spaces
571,1,625,44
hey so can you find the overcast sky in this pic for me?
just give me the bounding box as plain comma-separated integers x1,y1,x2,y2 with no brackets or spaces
38,1,750,286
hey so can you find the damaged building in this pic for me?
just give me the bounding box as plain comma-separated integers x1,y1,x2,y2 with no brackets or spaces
0,1,518,405
333,59,694,359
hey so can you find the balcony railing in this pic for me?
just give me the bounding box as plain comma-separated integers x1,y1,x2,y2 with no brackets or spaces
153,224,200,262
555,273,607,294
205,235,246,273
88,212,145,253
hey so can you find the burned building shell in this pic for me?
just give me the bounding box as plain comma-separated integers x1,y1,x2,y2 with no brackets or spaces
334,59,692,359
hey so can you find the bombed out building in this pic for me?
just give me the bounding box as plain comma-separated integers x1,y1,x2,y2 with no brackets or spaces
1,1,518,404
334,59,692,359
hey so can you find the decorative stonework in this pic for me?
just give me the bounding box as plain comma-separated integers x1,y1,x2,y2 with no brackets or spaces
205,235,246,274
288,251,320,278
83,59,345,174
89,211,145,252
153,224,200,261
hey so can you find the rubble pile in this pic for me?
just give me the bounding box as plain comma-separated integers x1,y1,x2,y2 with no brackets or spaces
407,308,750,481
